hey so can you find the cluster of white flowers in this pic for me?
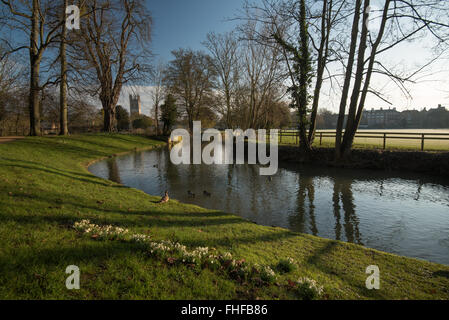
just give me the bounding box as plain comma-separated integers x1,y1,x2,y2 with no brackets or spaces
145,239,213,266
192,247,209,258
181,251,197,264
73,219,94,232
205,255,218,265
130,234,151,243
72,220,310,287
256,264,277,282
230,260,237,268
262,266,276,278
74,219,129,239
235,264,252,279
148,241,172,255
220,252,233,261
297,277,324,296
181,247,211,265
173,242,188,254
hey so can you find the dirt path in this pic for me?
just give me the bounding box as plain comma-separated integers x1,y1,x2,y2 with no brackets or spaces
0,136,25,144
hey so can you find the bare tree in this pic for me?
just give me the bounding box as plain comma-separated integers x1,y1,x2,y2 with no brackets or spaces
239,0,348,145
203,31,240,128
334,0,363,159
237,21,285,130
150,61,165,135
165,48,216,132
0,0,64,135
70,0,152,132
0,48,24,134
335,0,449,160
273,0,313,151
59,0,68,135
307,0,347,145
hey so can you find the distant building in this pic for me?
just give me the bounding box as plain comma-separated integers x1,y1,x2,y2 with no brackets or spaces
315,104,449,129
401,109,421,128
362,107,401,128
129,94,141,116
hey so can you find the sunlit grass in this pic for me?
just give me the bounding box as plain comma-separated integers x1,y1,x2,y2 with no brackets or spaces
279,130,449,151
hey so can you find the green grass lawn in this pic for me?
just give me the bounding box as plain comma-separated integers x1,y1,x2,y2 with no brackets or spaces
1,134,448,299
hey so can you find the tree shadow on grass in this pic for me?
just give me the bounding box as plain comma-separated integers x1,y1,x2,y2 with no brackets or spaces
1,181,238,220
57,135,161,156
6,138,111,159
304,241,391,299
0,204,247,230
433,270,449,278
1,162,113,187
178,229,298,248
0,240,137,273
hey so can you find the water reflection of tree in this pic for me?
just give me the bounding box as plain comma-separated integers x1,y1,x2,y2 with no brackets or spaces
248,165,261,219
107,159,121,184
289,175,318,235
414,179,424,201
133,152,144,173
225,164,236,211
154,148,167,192
164,148,180,193
332,178,362,245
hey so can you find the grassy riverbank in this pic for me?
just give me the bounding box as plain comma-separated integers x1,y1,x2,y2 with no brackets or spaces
1,134,448,299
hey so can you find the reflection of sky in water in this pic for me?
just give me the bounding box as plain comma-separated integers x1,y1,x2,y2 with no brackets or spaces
89,146,449,265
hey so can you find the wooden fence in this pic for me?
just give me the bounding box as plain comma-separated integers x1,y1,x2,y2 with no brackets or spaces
278,130,449,151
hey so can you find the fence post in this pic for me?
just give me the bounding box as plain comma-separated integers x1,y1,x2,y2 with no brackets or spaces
421,134,425,151
296,132,298,145
383,133,387,150
320,132,323,146
280,130,282,144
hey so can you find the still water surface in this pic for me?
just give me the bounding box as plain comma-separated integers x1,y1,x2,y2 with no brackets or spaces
88,146,449,265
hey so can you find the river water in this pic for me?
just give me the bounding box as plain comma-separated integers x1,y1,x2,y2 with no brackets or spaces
88,146,449,265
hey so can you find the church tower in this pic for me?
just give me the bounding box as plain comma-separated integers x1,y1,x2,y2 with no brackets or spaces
129,94,141,116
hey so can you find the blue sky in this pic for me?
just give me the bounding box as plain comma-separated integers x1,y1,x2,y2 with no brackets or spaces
147,0,246,61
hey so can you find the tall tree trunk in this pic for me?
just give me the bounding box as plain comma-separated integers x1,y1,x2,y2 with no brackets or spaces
335,0,362,160
308,0,331,146
188,110,193,133
29,0,41,136
298,0,311,151
59,0,69,136
226,90,232,128
341,0,391,158
155,104,159,135
340,0,371,158
103,106,115,132
101,93,117,132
